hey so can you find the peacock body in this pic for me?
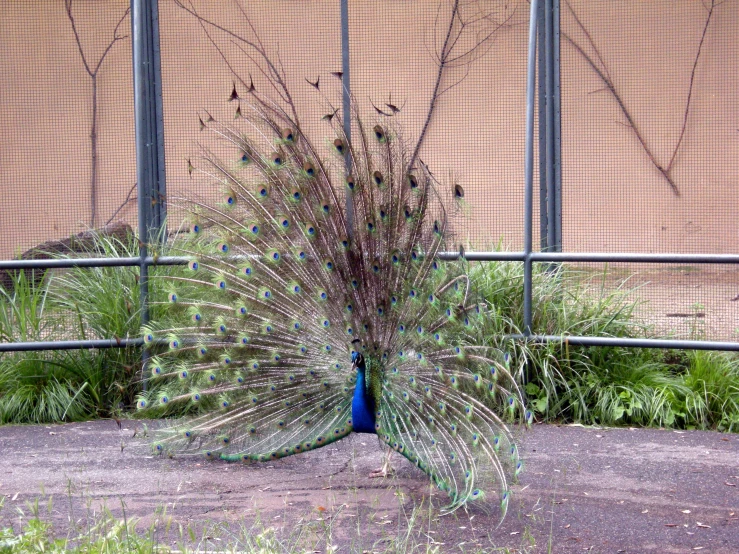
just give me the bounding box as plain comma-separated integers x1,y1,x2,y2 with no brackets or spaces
139,84,527,515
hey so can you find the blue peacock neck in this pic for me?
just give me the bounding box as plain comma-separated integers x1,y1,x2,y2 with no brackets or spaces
351,355,377,434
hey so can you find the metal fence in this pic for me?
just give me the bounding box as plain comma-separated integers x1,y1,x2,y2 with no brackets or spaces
1,0,737,353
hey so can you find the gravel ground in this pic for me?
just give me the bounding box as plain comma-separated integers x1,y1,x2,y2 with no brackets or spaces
0,420,737,552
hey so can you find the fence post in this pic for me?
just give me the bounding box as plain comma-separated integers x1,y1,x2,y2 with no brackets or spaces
539,0,562,259
132,0,166,387
524,0,539,340
340,0,353,237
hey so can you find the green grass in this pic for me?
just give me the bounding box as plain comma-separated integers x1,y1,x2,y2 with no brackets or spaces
470,259,739,430
0,490,536,554
0,234,143,424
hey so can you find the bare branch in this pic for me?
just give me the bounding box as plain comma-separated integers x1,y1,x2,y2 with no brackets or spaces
410,0,514,168
563,0,720,196
666,0,716,173
65,0,131,226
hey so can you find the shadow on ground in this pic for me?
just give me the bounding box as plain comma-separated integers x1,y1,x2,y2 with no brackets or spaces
0,421,736,552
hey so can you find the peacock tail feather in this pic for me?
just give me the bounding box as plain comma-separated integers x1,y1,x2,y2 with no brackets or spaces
138,86,526,515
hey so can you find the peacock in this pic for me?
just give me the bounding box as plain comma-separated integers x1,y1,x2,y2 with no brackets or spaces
137,79,528,516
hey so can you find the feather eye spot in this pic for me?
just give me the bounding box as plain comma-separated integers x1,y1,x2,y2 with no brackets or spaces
190,224,200,234
192,393,201,402
373,125,386,142
351,279,359,289
303,161,315,176
376,307,384,316
372,171,384,186
372,263,380,273
324,259,334,271
137,399,147,409
168,292,177,303
398,324,406,333
188,261,199,271
333,139,344,154
408,174,418,189
324,345,332,352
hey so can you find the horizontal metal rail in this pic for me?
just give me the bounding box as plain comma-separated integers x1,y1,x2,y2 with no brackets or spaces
3,251,739,270
0,338,144,352
1,252,737,352
0,256,189,270
438,251,739,263
506,335,739,352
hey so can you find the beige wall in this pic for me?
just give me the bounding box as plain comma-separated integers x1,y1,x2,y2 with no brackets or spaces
1,0,736,259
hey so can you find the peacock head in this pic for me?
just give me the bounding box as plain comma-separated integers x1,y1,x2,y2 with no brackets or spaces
350,339,365,370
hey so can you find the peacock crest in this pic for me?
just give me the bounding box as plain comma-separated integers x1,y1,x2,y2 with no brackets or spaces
138,82,527,515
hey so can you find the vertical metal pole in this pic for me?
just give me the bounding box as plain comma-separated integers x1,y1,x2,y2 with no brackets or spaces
133,0,165,383
553,0,562,252
340,0,353,237
537,1,548,252
524,0,539,337
151,0,167,239
132,0,150,384
545,0,556,255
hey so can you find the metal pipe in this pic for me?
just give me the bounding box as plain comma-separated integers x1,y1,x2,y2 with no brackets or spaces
523,0,540,336
151,0,167,237
437,251,739,264
506,334,739,352
340,0,353,237
537,0,547,252
3,250,739,270
132,0,151,389
0,338,145,353
552,0,562,251
545,0,556,255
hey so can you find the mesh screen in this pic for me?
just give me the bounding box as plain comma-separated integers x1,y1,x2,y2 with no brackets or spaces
0,0,136,260
559,0,738,343
1,1,736,342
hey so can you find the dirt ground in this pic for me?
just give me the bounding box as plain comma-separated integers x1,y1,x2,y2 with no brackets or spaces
582,266,739,343
0,420,736,553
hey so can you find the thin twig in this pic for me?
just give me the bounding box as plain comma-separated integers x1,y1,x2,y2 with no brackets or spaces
174,0,300,126
410,0,514,169
563,0,719,196
106,183,138,226
666,0,716,173
65,0,130,226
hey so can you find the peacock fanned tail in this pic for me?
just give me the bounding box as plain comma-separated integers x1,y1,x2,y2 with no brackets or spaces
138,89,527,515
